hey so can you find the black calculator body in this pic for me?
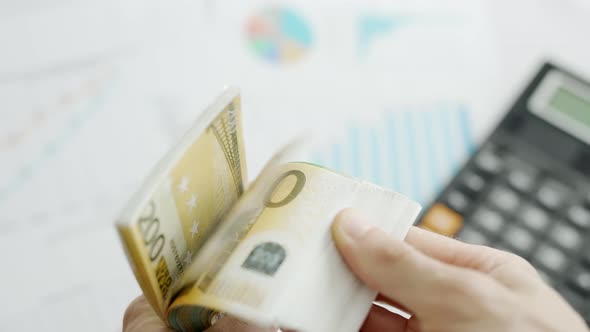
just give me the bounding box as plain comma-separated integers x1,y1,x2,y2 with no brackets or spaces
419,62,590,322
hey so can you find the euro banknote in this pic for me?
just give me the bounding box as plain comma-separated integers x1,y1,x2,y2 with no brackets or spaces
116,87,421,331
117,88,247,317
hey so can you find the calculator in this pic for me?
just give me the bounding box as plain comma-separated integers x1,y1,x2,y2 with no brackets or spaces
418,62,590,323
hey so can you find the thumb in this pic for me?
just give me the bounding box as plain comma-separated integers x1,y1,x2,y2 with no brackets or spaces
331,209,492,316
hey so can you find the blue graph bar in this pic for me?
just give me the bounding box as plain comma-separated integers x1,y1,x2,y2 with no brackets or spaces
331,142,343,171
405,109,421,202
349,125,361,178
313,103,475,205
459,104,476,154
370,129,382,185
387,111,400,191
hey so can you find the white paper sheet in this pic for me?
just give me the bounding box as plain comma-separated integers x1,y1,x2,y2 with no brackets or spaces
9,0,590,331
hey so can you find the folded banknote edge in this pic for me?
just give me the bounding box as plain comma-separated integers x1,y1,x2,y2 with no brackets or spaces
114,86,241,320
115,86,240,226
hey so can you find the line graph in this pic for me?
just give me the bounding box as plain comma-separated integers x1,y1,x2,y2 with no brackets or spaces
0,67,114,152
0,65,117,206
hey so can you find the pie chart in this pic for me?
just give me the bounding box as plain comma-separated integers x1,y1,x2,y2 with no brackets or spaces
246,7,313,64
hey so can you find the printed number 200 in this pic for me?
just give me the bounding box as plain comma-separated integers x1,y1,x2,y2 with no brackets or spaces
138,201,165,262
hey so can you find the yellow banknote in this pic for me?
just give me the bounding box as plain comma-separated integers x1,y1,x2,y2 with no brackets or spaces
117,88,247,317
116,88,421,331
167,162,420,331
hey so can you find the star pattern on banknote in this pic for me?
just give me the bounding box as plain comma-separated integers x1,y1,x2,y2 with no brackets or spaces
178,176,189,193
184,250,192,266
190,220,199,238
186,194,197,212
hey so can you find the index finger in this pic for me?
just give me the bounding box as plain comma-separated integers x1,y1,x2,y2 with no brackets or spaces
407,226,537,275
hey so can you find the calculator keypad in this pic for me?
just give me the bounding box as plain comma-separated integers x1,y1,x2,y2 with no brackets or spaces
503,225,536,254
549,222,582,251
461,171,487,193
520,203,550,232
488,185,520,214
472,206,505,234
475,148,504,174
419,145,590,324
568,205,590,229
506,159,538,193
534,245,568,273
536,179,570,210
569,266,590,295
446,190,471,214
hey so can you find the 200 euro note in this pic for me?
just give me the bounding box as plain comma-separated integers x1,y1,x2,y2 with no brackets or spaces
168,162,421,332
116,88,247,317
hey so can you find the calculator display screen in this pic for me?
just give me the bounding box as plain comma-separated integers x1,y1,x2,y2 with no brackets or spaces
529,70,590,145
549,87,590,129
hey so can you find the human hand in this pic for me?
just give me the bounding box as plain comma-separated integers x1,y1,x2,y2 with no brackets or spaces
332,209,589,332
122,296,276,332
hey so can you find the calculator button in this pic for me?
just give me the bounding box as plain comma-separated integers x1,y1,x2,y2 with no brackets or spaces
445,190,471,214
503,225,536,254
536,179,570,210
487,185,520,214
559,287,587,313
534,245,568,273
549,222,582,251
506,165,538,193
457,226,489,245
420,203,464,237
520,203,551,232
569,266,590,295
461,171,486,193
472,206,505,234
568,205,590,229
475,148,503,174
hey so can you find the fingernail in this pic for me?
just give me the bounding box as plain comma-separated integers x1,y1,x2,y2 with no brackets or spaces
336,209,373,240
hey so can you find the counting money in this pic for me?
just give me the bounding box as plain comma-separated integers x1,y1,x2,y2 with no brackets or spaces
116,87,421,331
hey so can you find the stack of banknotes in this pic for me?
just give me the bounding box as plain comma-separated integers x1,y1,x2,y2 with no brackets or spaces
116,87,421,331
